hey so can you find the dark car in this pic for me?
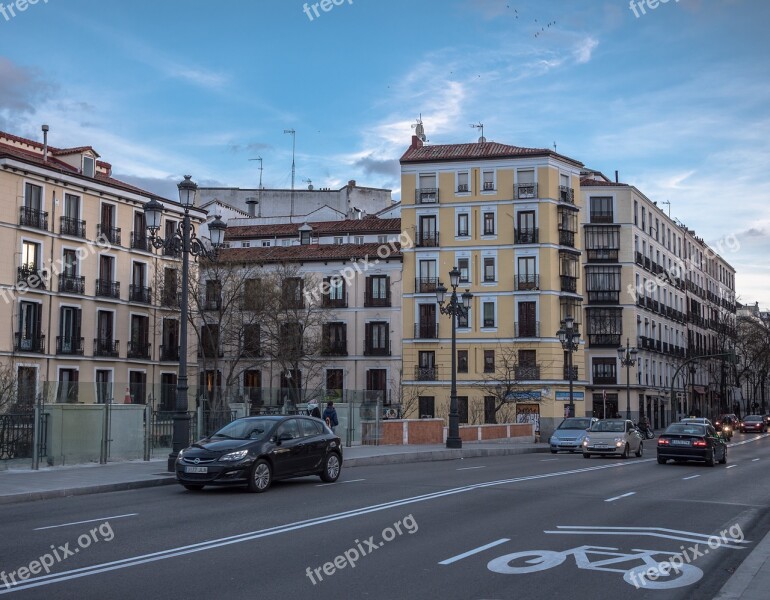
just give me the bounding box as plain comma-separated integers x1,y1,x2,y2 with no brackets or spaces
657,422,727,466
175,415,342,493
739,415,767,434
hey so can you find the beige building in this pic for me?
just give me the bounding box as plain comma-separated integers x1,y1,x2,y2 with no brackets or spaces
400,134,586,438
0,128,205,409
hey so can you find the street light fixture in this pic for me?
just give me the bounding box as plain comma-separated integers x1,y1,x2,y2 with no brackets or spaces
436,267,472,449
557,316,580,418
617,338,639,421
144,175,227,471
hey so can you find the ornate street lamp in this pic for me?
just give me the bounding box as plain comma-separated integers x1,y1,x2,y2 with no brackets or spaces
617,339,639,421
144,175,227,471
557,316,580,418
436,267,472,449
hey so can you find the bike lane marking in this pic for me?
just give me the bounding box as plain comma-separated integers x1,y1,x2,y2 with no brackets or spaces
439,538,510,565
605,492,635,502
543,526,751,548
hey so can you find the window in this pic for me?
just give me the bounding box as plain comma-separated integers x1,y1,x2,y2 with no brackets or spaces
58,306,81,355
457,396,469,424
161,318,180,361
355,236,364,245
517,301,538,337
82,155,95,177
482,170,495,191
641,206,646,231
589,197,613,223
334,236,343,245
457,213,469,237
585,266,621,304
365,321,389,356
417,174,438,203
418,260,437,292
586,307,623,347
205,279,222,310
560,297,582,327
484,396,497,424
322,322,347,356
366,275,390,306
516,257,537,290
483,212,495,235
458,305,469,328
24,182,42,210
57,369,79,403
516,170,536,198
323,276,345,307
482,302,495,328
242,324,261,357
516,211,537,243
585,226,620,261
243,278,263,310
483,257,496,282
128,371,147,404
242,241,251,248
261,240,271,247
22,241,41,270
378,235,388,244
282,277,304,308
418,396,435,418
559,252,579,292
484,350,495,373
458,350,468,373
517,350,539,380
457,172,469,193
634,200,638,226
129,315,150,359
326,369,344,396
592,358,617,384
96,370,112,405
457,258,470,283
16,301,42,351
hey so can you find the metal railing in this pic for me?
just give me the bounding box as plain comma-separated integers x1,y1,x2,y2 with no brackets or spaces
97,223,121,245
60,216,86,238
129,284,152,304
19,206,48,230
14,333,45,353
0,412,48,460
95,279,120,299
59,274,85,294
56,336,84,355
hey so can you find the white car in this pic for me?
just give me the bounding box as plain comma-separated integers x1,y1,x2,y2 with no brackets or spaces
583,419,643,459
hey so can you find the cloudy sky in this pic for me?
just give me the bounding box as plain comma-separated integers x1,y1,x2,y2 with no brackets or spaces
1,0,768,307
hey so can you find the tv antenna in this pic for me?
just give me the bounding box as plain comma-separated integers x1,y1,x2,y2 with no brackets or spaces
249,157,264,189
284,128,296,215
411,114,427,142
661,200,671,218
471,122,485,143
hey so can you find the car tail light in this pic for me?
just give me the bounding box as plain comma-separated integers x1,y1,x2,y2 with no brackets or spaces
693,440,707,447
658,438,670,445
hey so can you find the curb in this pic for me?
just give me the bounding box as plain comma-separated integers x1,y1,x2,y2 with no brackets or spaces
713,508,770,600
0,476,177,506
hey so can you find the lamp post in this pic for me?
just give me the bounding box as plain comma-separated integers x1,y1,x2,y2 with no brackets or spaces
144,176,227,471
436,267,473,449
557,316,580,418
617,339,638,421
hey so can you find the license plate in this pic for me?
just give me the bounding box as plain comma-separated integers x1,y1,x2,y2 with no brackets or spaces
185,466,208,473
671,440,691,446
595,444,608,449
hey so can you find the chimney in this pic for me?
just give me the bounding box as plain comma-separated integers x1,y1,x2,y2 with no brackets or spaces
410,135,424,150
614,170,619,183
348,179,356,188
42,124,49,162
245,197,257,217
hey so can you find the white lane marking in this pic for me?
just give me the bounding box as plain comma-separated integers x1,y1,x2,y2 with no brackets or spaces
439,538,510,565
457,466,486,470
605,492,636,502
728,435,768,447
342,478,366,483
0,459,654,595
726,465,737,469
545,525,751,547
682,475,700,480
540,459,559,462
34,514,138,531
752,458,760,462
315,478,365,487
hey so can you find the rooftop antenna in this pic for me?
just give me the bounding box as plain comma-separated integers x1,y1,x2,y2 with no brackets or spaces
283,129,296,215
249,157,264,189
661,200,671,218
303,177,313,190
471,122,485,143
553,141,557,151
411,114,428,141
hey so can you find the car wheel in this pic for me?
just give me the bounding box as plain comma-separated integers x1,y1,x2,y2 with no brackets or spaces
248,459,272,493
550,449,557,454
719,448,727,465
705,449,715,467
583,453,591,459
621,444,629,459
635,442,643,457
182,484,204,491
657,456,667,465
320,452,341,483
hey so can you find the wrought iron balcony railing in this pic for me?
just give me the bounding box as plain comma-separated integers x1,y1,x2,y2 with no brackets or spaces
56,336,84,355
19,206,48,230
60,216,86,238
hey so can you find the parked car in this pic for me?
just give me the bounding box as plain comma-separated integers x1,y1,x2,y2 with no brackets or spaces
549,417,598,453
714,414,738,441
175,415,342,493
657,422,727,466
582,419,643,459
739,415,767,434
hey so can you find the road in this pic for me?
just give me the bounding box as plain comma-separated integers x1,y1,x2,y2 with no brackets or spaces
1,433,769,599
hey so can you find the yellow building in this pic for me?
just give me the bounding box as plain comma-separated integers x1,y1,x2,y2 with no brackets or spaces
400,133,586,438
0,127,205,409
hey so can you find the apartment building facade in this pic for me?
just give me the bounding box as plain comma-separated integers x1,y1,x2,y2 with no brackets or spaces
0,128,204,409
400,135,586,438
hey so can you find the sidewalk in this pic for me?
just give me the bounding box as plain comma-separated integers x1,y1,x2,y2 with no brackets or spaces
713,524,770,600
0,438,546,505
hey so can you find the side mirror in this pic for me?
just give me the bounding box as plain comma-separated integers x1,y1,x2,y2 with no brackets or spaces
279,432,293,442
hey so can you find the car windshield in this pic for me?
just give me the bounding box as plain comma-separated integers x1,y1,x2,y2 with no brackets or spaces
558,418,592,430
665,423,706,436
590,420,624,433
211,418,276,440
745,416,762,422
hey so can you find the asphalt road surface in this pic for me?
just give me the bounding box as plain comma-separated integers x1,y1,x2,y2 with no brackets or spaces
1,433,769,600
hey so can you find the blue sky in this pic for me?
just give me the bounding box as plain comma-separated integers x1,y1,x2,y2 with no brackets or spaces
1,0,768,307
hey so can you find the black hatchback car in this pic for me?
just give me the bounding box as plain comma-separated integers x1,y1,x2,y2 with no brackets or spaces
175,415,342,493
657,422,727,466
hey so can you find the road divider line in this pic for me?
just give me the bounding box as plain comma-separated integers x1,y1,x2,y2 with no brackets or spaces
751,458,760,462
457,466,486,471
34,514,138,531
683,475,701,480
726,465,737,469
439,538,510,565
545,525,750,547
605,492,636,502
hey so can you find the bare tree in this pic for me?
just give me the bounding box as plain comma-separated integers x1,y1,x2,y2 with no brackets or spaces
0,363,19,414
390,372,426,419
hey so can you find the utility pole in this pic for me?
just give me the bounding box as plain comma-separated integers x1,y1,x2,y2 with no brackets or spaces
284,129,296,216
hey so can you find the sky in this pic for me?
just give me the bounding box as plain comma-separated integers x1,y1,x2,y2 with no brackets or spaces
0,0,768,307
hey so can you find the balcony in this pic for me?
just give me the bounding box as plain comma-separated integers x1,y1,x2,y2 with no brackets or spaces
514,274,539,291
321,296,347,308
198,345,224,359
60,216,86,238
587,290,620,304
457,184,469,193
644,256,651,270
414,365,439,381
515,322,540,338
59,274,85,294
127,341,152,359
321,340,348,356
514,228,539,244
163,246,181,258
638,336,653,351
364,340,391,356
558,230,575,247
94,338,119,357
414,323,438,339
95,279,120,299
515,365,541,380
19,206,48,230
559,186,575,204
587,248,619,262
129,284,152,304
588,334,621,347
515,183,537,199
241,345,263,359
560,275,578,293
161,288,180,308
97,223,121,246
14,333,45,353
482,181,495,191
590,212,614,224
593,373,617,385
130,232,149,251
635,251,644,266
203,296,222,311
415,231,440,247
17,266,47,290
56,336,84,355
159,344,180,361
564,365,579,381
415,188,439,204
415,277,438,294
364,290,391,307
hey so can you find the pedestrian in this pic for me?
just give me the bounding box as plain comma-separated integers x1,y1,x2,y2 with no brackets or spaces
306,401,321,419
322,401,339,433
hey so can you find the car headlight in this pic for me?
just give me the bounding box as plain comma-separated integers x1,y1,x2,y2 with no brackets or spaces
220,450,249,462
176,448,186,460
582,437,589,445
550,436,557,443
614,437,624,446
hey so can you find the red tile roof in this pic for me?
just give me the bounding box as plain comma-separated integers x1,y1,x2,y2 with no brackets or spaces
580,177,628,187
400,140,583,167
219,242,402,264
226,217,402,240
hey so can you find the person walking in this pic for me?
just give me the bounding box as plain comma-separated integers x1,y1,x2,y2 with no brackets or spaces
322,401,339,433
306,401,321,419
